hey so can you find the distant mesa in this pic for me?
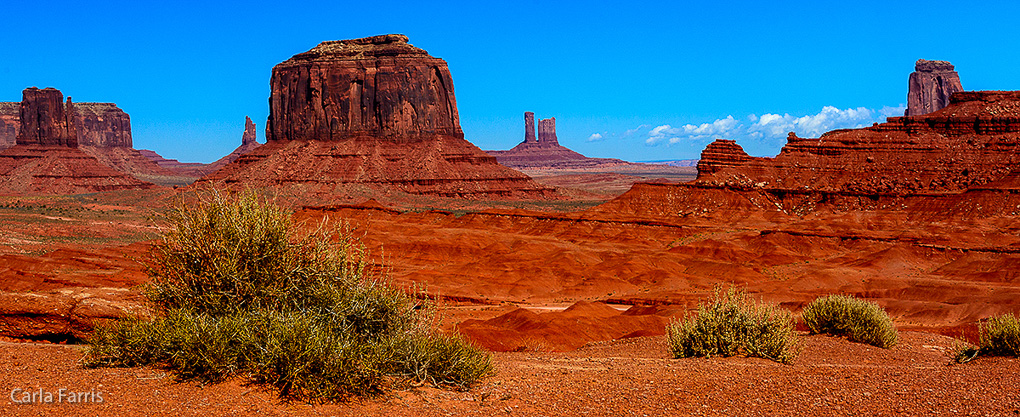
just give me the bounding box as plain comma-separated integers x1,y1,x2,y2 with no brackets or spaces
597,90,1020,219
0,87,153,194
0,87,179,181
487,112,632,169
201,34,554,199
1,89,132,149
906,59,964,116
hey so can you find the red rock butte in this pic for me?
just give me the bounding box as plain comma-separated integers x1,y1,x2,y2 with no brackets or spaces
0,89,177,180
487,112,631,169
906,59,964,116
0,87,152,194
201,34,554,199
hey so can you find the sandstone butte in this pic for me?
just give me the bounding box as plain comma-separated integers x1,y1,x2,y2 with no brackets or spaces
0,90,176,180
199,34,554,199
487,111,632,169
0,87,153,194
906,59,964,116
597,90,1020,219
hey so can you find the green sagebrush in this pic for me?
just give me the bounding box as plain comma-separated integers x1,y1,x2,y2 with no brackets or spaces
802,294,898,349
86,190,491,401
667,286,800,364
954,313,1020,363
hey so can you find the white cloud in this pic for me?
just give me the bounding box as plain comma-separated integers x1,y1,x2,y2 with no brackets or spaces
639,105,901,150
624,124,650,137
586,133,604,142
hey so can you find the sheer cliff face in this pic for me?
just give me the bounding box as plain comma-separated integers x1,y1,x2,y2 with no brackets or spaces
0,99,132,149
74,103,132,147
266,34,463,143
906,59,964,116
205,35,554,200
16,87,77,147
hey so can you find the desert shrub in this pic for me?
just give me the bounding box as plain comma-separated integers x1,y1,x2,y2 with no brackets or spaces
667,286,799,364
954,313,1020,363
801,294,898,349
86,191,491,401
978,313,1020,357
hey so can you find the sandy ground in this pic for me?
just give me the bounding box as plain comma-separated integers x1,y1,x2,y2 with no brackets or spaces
1,332,1017,416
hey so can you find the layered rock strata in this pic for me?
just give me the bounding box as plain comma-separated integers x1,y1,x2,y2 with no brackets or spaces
74,102,132,147
906,59,964,116
205,34,552,199
17,88,78,147
0,87,152,194
599,91,1020,219
1,99,133,148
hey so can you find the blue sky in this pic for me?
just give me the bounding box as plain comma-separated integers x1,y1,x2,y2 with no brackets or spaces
3,1,1019,162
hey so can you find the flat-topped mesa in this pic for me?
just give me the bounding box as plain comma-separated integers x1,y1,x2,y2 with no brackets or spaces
74,103,132,147
17,87,77,147
524,112,537,143
203,35,554,199
0,98,133,149
906,59,964,116
537,117,560,146
266,34,462,143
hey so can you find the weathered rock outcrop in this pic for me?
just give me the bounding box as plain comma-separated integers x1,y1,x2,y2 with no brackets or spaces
488,112,631,169
1,99,133,148
205,35,553,199
0,88,153,194
0,91,167,180
0,102,17,150
266,34,462,143
600,91,1020,219
696,139,760,176
242,115,257,145
537,117,559,146
17,88,78,147
524,111,537,143
74,102,132,147
906,59,964,116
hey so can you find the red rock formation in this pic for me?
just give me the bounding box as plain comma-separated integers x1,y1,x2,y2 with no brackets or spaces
17,87,77,147
242,115,257,145
0,102,16,150
695,139,760,176
488,112,633,169
0,88,153,194
204,116,262,172
524,111,537,143
74,102,132,147
537,117,559,146
205,34,553,199
266,34,462,143
603,90,1020,219
1,99,132,148
906,59,964,116
0,145,154,194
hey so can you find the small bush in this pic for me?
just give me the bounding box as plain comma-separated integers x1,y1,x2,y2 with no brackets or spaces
954,313,1020,363
667,287,800,364
801,294,898,349
86,191,492,401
